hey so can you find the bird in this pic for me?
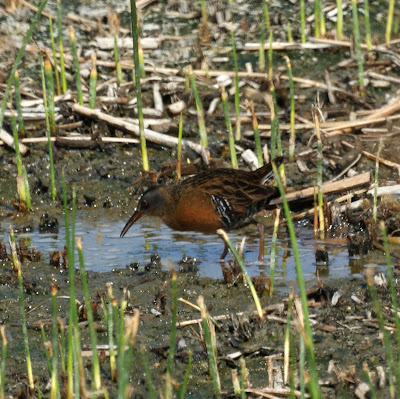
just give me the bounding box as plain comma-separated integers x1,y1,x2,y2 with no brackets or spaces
120,157,283,259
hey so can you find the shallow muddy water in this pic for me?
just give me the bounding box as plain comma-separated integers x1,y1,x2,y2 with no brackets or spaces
1,210,388,284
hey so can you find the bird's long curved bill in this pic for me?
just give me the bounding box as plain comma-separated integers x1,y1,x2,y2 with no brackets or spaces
120,210,142,237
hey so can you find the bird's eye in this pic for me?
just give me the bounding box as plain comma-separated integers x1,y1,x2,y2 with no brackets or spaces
141,199,148,209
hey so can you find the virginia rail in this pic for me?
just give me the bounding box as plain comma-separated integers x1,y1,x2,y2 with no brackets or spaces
120,157,283,259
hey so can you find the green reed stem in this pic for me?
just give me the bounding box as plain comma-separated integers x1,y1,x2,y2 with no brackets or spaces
41,56,57,201
56,0,67,93
179,351,192,399
116,297,130,398
217,230,263,321
76,238,101,391
365,268,396,398
299,335,306,397
40,325,52,377
37,382,42,399
43,54,57,136
232,369,240,395
11,113,28,208
165,269,178,398
221,86,238,168
62,174,79,398
313,107,324,237
284,290,294,385
11,113,22,177
105,284,116,381
320,9,326,37
362,362,377,399
266,86,277,160
200,0,208,31
177,112,183,180
287,21,293,42
351,0,365,96
141,346,157,399
272,162,320,399
300,0,306,43
68,26,83,106
230,24,241,141
138,43,145,78
50,285,60,399
167,269,178,376
269,208,280,296
197,296,221,397
57,318,66,375
363,0,372,50
239,358,246,399
188,65,208,148
381,222,400,391
0,0,48,131
314,0,321,38
130,0,149,171
284,56,296,162
49,17,61,95
89,53,97,110
0,327,7,399
259,0,270,72
121,311,139,398
248,101,263,167
386,0,395,43
113,36,122,85
373,142,381,222
336,0,343,40
13,71,25,136
268,31,273,81
9,228,34,390
22,166,31,211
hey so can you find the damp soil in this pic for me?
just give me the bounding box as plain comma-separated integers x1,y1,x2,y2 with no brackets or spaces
1,0,400,397
0,145,399,398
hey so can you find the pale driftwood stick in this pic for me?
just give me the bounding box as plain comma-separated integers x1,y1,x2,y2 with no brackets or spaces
323,114,400,136
0,128,29,154
325,69,336,105
152,83,163,113
311,37,388,51
244,41,334,51
270,172,371,206
176,302,285,328
245,387,304,398
92,37,161,51
366,71,400,85
0,136,140,146
341,140,400,172
339,185,400,213
364,95,400,120
279,74,364,102
20,92,73,108
70,104,209,162
292,189,369,220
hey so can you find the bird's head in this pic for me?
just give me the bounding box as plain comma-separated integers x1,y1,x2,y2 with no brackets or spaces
120,186,169,237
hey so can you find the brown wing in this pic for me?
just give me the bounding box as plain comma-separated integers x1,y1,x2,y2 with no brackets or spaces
175,168,279,230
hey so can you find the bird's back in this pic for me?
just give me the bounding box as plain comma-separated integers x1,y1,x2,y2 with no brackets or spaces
169,157,283,231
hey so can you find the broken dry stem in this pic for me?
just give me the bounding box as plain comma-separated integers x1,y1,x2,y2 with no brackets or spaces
272,163,321,399
217,229,263,321
9,228,34,391
197,296,221,397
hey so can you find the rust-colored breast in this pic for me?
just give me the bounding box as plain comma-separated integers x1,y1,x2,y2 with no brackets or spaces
163,188,224,233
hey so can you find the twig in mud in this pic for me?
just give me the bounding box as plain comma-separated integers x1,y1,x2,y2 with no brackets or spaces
70,103,209,163
269,171,371,206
